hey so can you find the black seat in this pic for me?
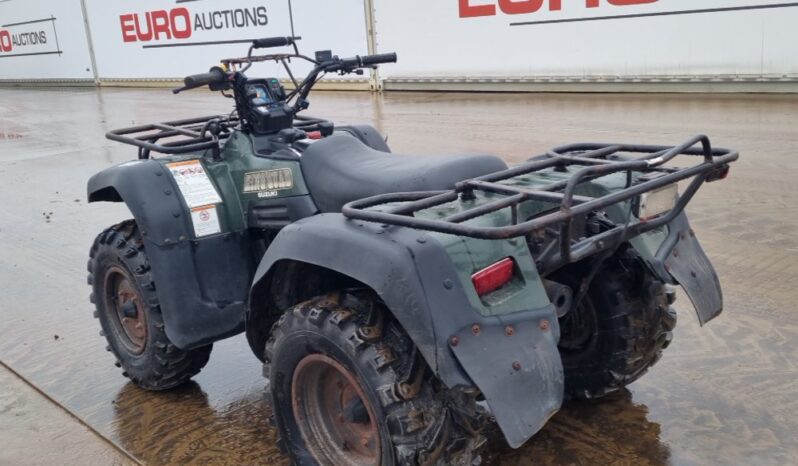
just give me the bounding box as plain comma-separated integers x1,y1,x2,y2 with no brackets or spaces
301,133,508,213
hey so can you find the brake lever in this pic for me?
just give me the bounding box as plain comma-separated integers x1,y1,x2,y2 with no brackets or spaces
172,86,190,95
336,68,365,76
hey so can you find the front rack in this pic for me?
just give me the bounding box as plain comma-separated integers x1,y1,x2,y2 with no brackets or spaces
106,114,330,159
343,135,738,267
106,115,238,160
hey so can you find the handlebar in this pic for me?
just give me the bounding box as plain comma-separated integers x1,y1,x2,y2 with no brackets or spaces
360,53,398,67
327,53,398,72
252,36,300,49
183,66,227,88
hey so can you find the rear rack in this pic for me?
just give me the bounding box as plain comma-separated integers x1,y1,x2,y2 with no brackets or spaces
343,135,738,266
106,114,330,159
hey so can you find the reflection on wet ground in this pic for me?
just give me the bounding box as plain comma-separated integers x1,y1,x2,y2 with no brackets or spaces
1,88,797,465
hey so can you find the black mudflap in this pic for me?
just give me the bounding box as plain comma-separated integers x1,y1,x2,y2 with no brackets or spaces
658,214,724,325
449,316,563,448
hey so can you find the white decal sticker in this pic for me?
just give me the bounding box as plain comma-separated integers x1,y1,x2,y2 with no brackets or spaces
190,205,221,237
257,191,279,199
167,160,223,208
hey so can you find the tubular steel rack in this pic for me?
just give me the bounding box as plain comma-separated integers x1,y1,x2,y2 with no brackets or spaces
343,135,738,266
106,115,330,159
106,115,238,160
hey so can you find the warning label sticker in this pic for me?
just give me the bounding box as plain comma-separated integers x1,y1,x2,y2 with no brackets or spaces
166,160,222,208
190,205,221,238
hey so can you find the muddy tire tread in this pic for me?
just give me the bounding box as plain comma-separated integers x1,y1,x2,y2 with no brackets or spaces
88,220,212,391
562,250,677,400
265,291,486,466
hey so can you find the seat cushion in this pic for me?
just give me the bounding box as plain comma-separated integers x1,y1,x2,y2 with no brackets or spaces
300,133,508,213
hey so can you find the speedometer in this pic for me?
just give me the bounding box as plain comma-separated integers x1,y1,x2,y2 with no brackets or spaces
248,85,273,106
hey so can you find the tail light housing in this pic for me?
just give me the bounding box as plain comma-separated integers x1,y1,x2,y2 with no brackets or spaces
472,258,515,297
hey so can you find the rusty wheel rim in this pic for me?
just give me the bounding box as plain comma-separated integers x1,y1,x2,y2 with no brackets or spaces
104,266,147,355
291,354,381,466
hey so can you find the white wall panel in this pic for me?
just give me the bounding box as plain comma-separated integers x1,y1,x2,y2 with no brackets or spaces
372,0,798,80
0,0,95,80
83,0,368,81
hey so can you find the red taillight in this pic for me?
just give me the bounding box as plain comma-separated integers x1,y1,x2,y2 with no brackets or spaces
707,164,730,183
472,258,515,297
307,131,323,140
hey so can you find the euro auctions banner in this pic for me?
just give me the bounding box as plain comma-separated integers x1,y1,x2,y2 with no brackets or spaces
0,0,95,80
373,0,798,79
84,0,369,80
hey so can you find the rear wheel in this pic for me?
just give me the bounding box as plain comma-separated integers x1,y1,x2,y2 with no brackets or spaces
556,250,677,400
265,291,487,466
88,220,212,390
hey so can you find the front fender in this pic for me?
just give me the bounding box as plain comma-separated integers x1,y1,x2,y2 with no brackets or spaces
87,160,251,348
250,213,563,448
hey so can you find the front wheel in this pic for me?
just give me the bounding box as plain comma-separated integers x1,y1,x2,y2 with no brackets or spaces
88,220,212,390
265,291,486,466
556,250,677,400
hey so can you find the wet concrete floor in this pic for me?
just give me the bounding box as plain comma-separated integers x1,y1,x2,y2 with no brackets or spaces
0,363,135,466
1,88,797,465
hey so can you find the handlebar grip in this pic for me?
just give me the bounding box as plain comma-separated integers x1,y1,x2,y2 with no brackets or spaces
183,66,227,88
359,53,398,67
252,36,298,49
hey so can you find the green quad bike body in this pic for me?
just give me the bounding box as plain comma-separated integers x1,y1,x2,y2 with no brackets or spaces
87,37,738,465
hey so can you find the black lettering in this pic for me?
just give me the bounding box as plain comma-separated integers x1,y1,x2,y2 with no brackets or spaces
194,13,204,31
256,6,268,25
212,11,222,29
245,7,257,26
222,10,232,28
233,9,245,27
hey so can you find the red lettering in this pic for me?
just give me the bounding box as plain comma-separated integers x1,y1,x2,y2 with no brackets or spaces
121,8,192,42
135,13,153,41
462,0,659,16
150,10,172,40
499,0,544,14
607,0,658,5
119,14,136,42
587,0,657,7
459,0,496,17
0,30,10,52
170,7,191,39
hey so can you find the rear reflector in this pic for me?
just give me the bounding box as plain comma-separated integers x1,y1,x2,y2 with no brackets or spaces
472,258,515,297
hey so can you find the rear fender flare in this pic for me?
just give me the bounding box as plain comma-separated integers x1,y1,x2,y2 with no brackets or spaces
249,213,565,447
249,213,479,387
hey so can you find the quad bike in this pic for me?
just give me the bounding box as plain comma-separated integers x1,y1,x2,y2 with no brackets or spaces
87,37,738,465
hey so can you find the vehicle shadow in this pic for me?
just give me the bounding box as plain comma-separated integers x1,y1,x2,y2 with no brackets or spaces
494,389,671,466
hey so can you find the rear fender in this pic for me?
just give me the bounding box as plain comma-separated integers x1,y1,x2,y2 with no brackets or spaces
87,160,252,348
583,173,723,325
631,213,723,324
250,214,564,448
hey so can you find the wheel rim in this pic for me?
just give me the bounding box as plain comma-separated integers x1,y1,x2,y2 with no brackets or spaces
291,354,380,466
104,266,147,354
558,299,598,353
